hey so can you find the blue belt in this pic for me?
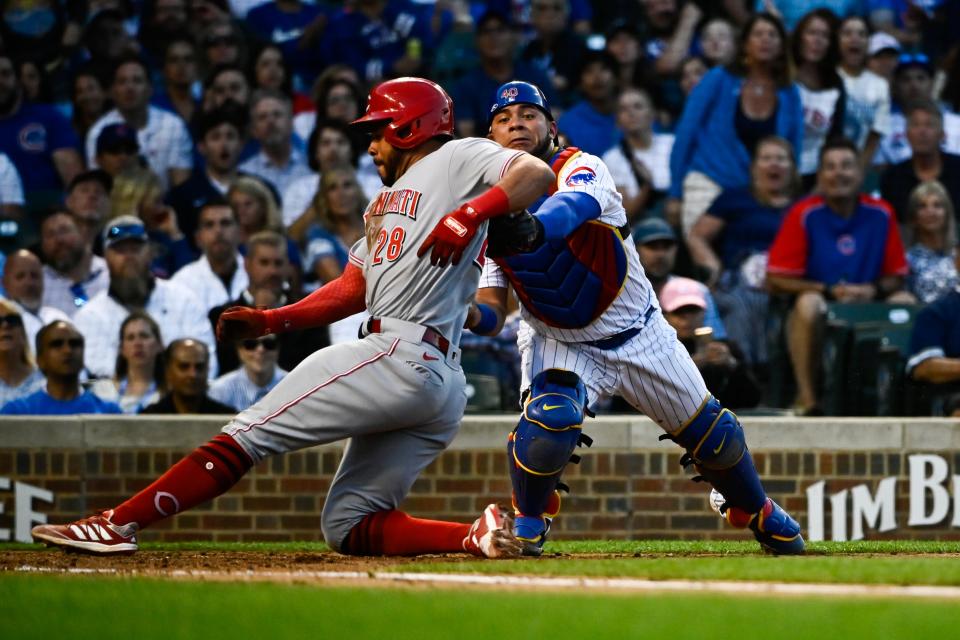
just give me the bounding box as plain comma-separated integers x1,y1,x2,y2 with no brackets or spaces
584,305,655,350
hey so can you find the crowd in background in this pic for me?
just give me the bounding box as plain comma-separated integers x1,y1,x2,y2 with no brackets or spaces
0,0,959,417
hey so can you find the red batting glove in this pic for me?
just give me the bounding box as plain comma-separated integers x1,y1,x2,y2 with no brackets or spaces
417,204,481,267
216,306,270,342
418,185,511,267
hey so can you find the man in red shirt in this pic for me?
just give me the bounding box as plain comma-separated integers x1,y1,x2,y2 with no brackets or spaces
766,138,909,415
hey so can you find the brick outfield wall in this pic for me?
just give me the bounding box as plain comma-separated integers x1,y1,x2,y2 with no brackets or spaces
5,444,960,543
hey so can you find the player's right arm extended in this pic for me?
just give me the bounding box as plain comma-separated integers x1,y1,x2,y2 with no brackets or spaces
419,153,554,266
217,263,366,340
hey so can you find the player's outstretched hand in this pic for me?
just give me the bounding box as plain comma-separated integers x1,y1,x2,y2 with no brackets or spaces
418,204,482,267
217,306,268,342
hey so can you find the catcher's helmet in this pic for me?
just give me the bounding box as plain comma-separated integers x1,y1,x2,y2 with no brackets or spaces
350,77,454,149
488,81,554,125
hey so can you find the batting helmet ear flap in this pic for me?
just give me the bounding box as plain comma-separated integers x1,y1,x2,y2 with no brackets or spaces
350,77,455,149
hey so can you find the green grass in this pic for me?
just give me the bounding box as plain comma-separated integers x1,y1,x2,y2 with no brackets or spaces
1,575,959,640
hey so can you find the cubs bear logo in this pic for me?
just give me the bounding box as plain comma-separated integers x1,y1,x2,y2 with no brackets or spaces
18,124,47,153
837,234,856,256
564,166,596,187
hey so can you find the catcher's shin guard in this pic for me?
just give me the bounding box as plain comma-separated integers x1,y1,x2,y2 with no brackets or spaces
508,369,592,545
666,396,766,514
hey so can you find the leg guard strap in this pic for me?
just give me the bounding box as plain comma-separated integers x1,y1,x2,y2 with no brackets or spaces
671,397,766,513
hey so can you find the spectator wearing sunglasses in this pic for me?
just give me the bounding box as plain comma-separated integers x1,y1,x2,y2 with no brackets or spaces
39,211,109,318
73,216,216,379
0,320,122,415
208,334,286,411
142,338,233,414
0,300,45,408
2,249,69,348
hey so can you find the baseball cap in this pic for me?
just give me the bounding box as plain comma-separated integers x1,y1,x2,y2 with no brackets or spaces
96,123,139,155
631,218,677,245
660,277,707,313
102,215,148,249
606,19,640,41
68,168,113,193
895,52,933,75
867,32,901,57
476,10,513,33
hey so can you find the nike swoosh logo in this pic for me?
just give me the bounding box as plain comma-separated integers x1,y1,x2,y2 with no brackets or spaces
713,434,727,455
543,404,563,411
423,353,439,361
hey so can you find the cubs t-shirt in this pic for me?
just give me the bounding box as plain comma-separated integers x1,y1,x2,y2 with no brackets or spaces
767,194,908,285
0,102,78,192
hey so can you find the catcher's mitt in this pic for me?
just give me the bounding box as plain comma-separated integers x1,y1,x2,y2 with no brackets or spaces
486,211,544,258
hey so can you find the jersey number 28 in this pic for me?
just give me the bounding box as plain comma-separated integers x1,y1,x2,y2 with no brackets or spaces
371,226,406,265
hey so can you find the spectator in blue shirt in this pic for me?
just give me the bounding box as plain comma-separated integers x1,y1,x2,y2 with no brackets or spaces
151,37,202,125
0,320,122,415
687,135,800,369
557,50,621,156
448,10,555,138
321,0,434,86
668,13,802,237
520,0,588,108
245,0,328,92
0,52,83,215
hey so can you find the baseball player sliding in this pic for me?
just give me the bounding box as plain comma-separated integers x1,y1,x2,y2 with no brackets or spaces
32,78,556,559
468,81,804,555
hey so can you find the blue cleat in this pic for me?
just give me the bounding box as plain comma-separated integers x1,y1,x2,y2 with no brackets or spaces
514,515,550,557
710,490,805,555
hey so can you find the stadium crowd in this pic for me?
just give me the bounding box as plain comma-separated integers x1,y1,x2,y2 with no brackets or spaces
0,0,958,417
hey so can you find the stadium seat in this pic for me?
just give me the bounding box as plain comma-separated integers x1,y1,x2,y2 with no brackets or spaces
820,302,920,416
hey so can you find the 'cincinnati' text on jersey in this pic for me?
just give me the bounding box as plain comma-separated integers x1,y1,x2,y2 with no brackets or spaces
365,188,423,220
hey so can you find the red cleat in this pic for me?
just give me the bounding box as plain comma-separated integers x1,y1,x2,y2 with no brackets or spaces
31,509,139,555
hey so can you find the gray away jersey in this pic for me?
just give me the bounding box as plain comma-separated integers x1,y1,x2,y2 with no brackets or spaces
350,137,523,346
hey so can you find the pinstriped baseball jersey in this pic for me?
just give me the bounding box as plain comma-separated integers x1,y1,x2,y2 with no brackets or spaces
351,137,522,346
478,148,708,430
480,150,655,343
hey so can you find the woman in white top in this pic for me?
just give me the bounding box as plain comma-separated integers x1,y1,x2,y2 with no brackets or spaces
90,311,164,414
0,300,44,409
602,87,675,223
837,15,891,168
792,8,847,187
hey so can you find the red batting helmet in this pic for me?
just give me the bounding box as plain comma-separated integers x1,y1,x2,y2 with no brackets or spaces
350,77,454,149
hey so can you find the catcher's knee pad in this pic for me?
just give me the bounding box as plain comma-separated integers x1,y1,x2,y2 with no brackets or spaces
670,396,766,513
508,369,589,520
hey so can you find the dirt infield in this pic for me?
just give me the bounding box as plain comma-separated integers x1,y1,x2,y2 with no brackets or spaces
0,549,442,573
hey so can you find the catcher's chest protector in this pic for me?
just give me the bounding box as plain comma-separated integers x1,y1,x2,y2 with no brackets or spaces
496,148,629,329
